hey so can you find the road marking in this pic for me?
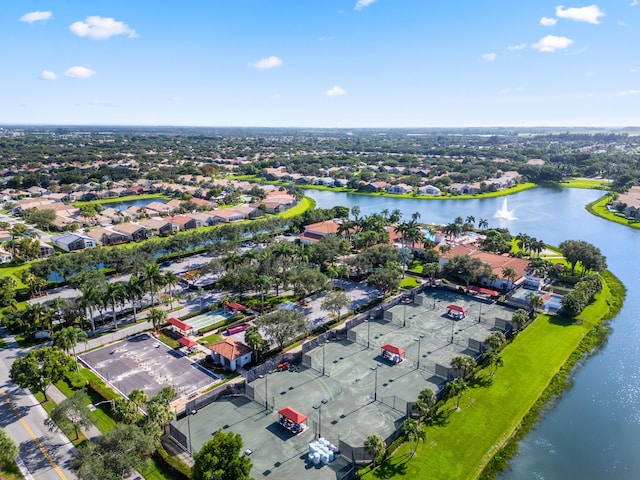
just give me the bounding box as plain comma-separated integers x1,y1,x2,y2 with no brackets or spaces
0,388,69,480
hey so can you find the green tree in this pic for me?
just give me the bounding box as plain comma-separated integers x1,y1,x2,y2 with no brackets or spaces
364,433,386,468
447,377,468,410
143,263,166,307
450,355,476,378
163,270,181,309
366,266,402,294
244,327,267,363
0,276,17,307
129,388,148,407
113,397,141,425
52,326,88,372
191,430,252,480
484,331,506,351
10,346,74,401
485,349,504,377
73,424,155,480
320,290,350,320
412,387,437,425
401,418,425,456
511,308,529,331
0,428,18,474
442,254,491,289
26,208,56,230
255,310,308,350
45,391,93,440
147,307,168,334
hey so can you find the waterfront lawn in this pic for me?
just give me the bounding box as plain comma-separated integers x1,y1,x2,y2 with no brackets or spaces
364,279,613,480
561,178,612,190
587,196,640,230
278,196,315,219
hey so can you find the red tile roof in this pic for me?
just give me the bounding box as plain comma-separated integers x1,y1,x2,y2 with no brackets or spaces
447,305,467,313
168,317,192,331
209,338,252,361
178,337,198,348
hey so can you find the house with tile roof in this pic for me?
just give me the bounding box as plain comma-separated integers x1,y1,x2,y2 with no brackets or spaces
209,338,252,371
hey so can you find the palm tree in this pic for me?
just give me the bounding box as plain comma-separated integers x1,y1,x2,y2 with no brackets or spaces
402,418,425,456
253,275,272,313
79,284,99,334
526,292,545,312
478,218,489,230
52,326,87,372
485,349,504,377
438,244,452,256
163,271,180,309
484,331,506,351
447,377,468,410
104,281,126,330
147,307,168,334
223,252,243,270
128,389,148,407
143,263,165,307
411,211,421,222
126,276,145,322
364,434,386,468
393,222,409,248
412,387,437,425
451,355,476,378
501,266,518,289
516,233,531,254
389,208,402,224
465,216,476,227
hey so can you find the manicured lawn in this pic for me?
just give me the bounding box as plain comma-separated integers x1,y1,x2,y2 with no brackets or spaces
399,276,420,289
0,263,29,289
561,178,612,190
363,278,615,480
158,331,181,349
200,332,222,345
278,196,315,219
139,457,185,480
586,195,640,230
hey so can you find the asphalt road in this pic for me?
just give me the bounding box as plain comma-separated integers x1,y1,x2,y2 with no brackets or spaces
0,327,78,480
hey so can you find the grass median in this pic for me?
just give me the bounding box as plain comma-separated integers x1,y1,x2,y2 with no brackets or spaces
363,272,622,480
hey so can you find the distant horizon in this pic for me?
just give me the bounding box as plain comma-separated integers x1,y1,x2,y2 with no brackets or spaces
3,1,639,127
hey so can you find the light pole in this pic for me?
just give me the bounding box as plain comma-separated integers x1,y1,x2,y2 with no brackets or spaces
370,363,382,402
403,299,407,327
187,410,193,454
414,334,425,369
322,341,329,376
364,317,371,349
312,398,328,438
450,316,455,344
478,303,482,323
258,374,268,410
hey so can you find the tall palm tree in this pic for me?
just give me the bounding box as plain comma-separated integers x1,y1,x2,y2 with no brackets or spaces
501,266,518,288
52,326,87,372
364,434,386,468
447,377,468,410
79,284,99,334
451,355,476,378
402,419,425,456
465,216,476,227
143,263,165,307
104,281,126,330
147,307,168,334
163,271,180,309
478,218,489,230
126,276,145,322
411,211,421,222
389,208,402,224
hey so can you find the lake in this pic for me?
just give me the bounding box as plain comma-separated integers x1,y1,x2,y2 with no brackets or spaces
306,187,640,479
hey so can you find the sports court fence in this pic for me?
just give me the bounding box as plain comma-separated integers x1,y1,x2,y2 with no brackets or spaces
244,351,302,383
379,395,410,416
182,382,245,416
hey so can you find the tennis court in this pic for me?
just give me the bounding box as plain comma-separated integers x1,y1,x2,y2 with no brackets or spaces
187,308,234,333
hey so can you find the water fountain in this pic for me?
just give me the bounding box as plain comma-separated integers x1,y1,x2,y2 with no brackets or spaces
493,198,517,220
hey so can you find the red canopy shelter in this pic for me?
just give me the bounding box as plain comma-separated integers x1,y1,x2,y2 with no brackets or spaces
178,337,198,348
227,301,246,311
446,304,467,313
468,286,500,297
381,344,405,355
278,406,307,424
381,344,405,363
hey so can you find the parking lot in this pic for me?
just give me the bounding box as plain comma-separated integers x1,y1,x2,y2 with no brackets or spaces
79,333,219,400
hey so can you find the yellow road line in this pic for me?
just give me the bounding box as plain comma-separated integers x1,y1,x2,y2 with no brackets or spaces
1,388,68,480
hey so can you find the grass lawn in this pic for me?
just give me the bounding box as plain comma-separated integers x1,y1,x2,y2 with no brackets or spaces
399,276,421,289
277,196,315,219
561,178,612,190
0,263,29,289
0,461,24,480
158,331,181,349
586,195,640,230
362,276,617,480
200,332,222,345
139,457,185,480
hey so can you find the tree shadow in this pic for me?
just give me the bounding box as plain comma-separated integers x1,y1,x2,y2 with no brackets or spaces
469,372,493,388
370,451,413,478
425,406,453,427
548,315,576,327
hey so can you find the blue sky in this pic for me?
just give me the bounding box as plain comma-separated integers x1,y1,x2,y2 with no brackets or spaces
2,1,639,127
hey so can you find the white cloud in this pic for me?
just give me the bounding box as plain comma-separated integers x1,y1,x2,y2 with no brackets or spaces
555,5,605,24
631,0,639,6
65,66,96,78
620,90,640,95
532,35,574,52
69,16,137,39
249,56,283,70
507,43,527,51
323,86,347,97
482,53,497,61
19,11,52,23
540,16,558,26
40,70,57,80
630,67,638,73
355,0,376,11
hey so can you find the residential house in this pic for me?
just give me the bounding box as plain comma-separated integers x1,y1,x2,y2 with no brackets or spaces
232,205,264,219
209,338,252,371
87,227,129,246
166,215,202,231
314,177,335,187
111,223,149,242
139,218,179,236
362,181,390,192
299,220,342,244
38,241,55,258
52,233,96,252
100,207,125,224
387,183,413,194
188,211,217,227
418,185,441,196
0,230,12,243
145,201,174,216
210,209,245,223
0,248,13,264
616,186,640,220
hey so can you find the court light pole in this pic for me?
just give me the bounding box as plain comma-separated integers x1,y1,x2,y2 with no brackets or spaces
478,303,482,323
365,316,371,349
414,334,425,369
370,363,382,402
450,316,455,344
322,341,329,376
313,398,328,439
259,374,268,410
